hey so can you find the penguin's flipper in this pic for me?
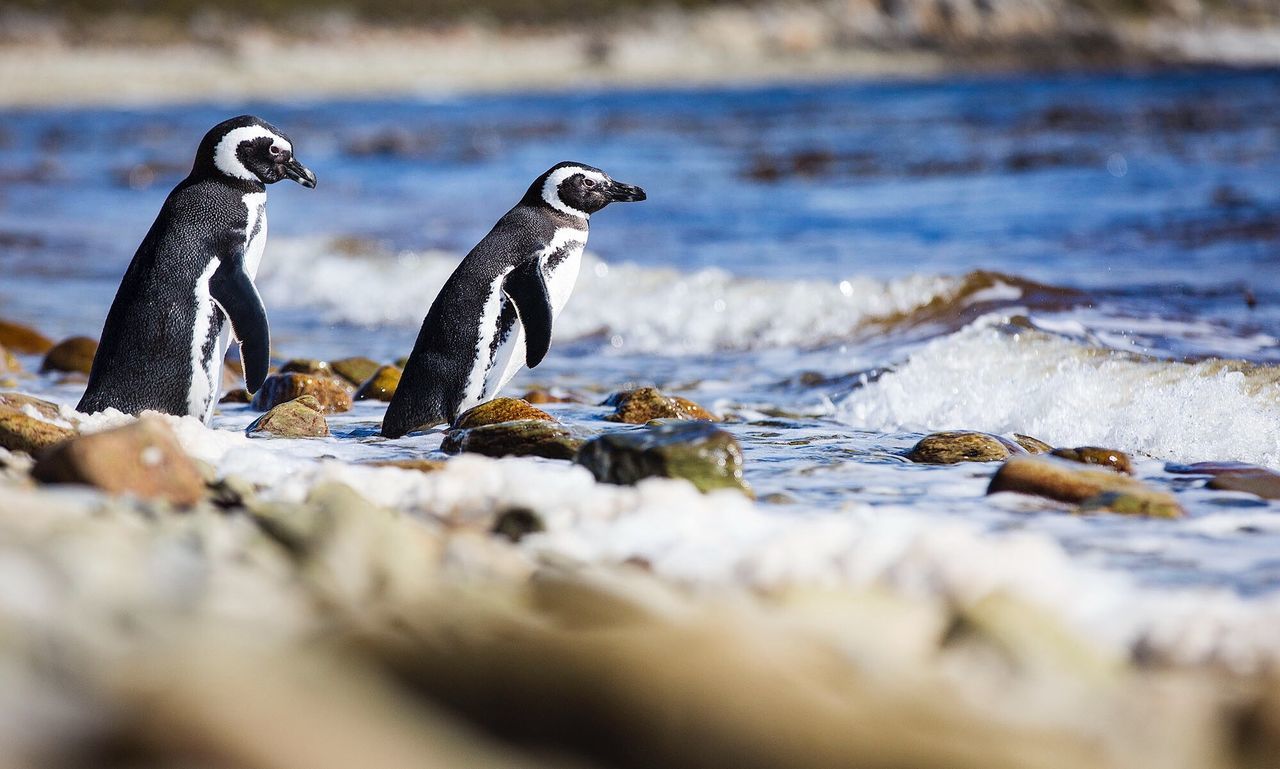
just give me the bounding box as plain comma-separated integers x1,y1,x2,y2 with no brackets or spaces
210,264,270,393
502,260,554,368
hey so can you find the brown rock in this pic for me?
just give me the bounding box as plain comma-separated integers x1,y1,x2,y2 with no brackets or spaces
331,356,382,386
575,421,752,496
442,420,581,460
988,455,1183,518
453,397,555,429
222,360,244,391
41,336,98,374
907,431,1026,464
522,387,583,404
246,395,330,438
603,387,717,424
1013,434,1053,454
1050,446,1133,474
0,405,74,454
354,365,402,402
1206,467,1280,500
280,358,334,377
0,343,20,375
219,388,252,404
1079,491,1183,519
0,318,54,354
251,373,352,414
363,458,448,473
0,392,65,423
32,418,204,506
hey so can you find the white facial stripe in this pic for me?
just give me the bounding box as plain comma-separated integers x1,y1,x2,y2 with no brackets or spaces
541,167,608,219
213,126,291,181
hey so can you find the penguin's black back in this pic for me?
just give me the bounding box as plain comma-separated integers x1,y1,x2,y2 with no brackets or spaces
382,204,567,436
78,174,258,416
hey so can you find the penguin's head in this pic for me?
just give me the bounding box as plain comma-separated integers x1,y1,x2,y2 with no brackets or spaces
196,115,317,189
528,162,646,219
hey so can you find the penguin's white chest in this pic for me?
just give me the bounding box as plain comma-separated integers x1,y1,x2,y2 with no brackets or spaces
189,193,269,423
241,192,268,279
460,228,587,411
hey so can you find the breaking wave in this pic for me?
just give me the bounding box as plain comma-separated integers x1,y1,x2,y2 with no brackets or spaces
258,238,1077,354
835,317,1280,465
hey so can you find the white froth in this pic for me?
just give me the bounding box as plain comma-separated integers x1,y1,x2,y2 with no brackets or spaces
257,238,965,354
836,318,1280,466
47,408,1280,673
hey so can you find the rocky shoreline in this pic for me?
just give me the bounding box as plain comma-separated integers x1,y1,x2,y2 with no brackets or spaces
3,313,1280,766
3,0,1280,106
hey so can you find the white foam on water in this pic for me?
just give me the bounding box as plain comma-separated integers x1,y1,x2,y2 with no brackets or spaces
257,238,970,353
836,317,1280,466
16,398,1280,672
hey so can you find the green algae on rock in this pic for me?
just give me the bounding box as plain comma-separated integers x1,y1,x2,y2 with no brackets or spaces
603,386,718,424
907,431,1027,464
575,420,752,496
32,417,205,506
40,336,98,374
252,373,353,414
988,455,1182,518
453,397,555,430
330,356,382,387
442,420,581,460
246,395,330,438
1050,446,1134,475
0,405,74,454
353,365,402,402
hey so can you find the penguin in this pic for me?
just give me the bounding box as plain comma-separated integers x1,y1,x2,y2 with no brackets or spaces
381,162,646,438
78,115,316,423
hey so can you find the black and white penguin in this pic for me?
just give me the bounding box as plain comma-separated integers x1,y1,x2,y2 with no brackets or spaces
381,161,646,437
78,115,316,423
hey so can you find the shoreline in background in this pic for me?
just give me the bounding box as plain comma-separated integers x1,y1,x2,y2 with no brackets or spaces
3,0,1280,107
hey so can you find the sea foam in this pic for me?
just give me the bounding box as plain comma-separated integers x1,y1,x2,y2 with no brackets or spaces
836,317,1280,466
257,238,971,353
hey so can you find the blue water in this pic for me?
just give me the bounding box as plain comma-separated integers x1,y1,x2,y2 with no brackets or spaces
5,69,1280,597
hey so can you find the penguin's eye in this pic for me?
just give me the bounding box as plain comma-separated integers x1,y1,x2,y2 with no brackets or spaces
582,178,596,188
269,145,282,156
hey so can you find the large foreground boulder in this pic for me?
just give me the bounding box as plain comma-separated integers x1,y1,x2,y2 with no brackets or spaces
252,373,352,414
603,387,717,424
246,395,330,438
32,418,205,506
575,421,751,496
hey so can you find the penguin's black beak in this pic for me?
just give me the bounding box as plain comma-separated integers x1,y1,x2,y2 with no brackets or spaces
281,157,317,189
608,181,646,202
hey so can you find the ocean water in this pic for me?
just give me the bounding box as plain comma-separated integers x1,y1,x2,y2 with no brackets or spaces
4,70,1280,667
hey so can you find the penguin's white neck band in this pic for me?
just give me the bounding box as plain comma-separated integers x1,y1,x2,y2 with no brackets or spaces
213,126,291,182
541,167,607,220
